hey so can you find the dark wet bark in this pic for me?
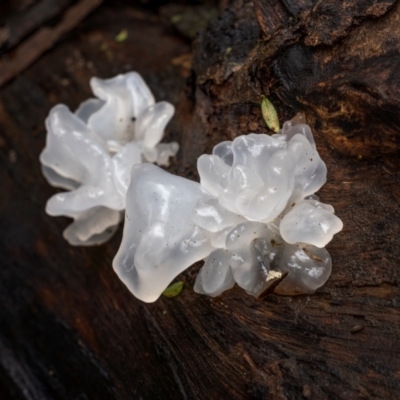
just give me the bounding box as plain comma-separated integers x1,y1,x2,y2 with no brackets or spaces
0,0,74,53
0,1,399,399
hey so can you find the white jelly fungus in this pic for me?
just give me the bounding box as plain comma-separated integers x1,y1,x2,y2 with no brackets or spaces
40,72,179,245
113,113,343,302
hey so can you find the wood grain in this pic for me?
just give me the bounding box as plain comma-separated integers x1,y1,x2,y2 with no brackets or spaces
0,0,104,87
0,1,399,399
0,0,73,52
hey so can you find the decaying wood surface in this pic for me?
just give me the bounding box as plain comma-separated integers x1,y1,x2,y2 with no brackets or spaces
0,0,104,87
0,0,73,52
0,1,399,399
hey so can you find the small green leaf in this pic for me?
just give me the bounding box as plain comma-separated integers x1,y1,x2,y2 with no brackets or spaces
261,95,280,133
162,281,184,298
170,15,182,24
115,29,128,43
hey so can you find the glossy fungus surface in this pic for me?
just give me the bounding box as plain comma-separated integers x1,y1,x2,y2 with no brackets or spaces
114,114,343,302
40,72,178,245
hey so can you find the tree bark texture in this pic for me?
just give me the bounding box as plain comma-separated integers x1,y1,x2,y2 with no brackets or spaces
0,1,400,399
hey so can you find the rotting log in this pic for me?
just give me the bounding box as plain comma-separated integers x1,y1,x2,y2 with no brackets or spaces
0,0,74,53
0,0,104,87
0,1,400,399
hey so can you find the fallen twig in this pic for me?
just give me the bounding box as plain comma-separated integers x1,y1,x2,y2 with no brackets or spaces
0,0,73,53
0,0,103,87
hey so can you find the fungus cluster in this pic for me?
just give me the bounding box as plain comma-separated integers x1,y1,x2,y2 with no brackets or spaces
40,72,178,245
113,114,343,302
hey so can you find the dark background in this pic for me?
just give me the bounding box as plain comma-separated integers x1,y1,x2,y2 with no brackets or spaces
1,0,400,399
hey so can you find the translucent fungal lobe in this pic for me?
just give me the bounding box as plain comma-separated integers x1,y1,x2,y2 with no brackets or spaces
40,72,178,245
114,114,343,302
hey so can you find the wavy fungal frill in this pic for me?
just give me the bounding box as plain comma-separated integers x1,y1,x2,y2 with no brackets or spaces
40,72,178,246
114,114,343,302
